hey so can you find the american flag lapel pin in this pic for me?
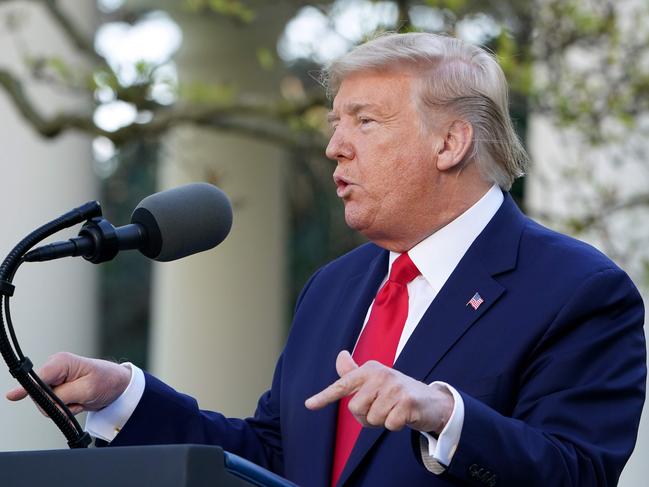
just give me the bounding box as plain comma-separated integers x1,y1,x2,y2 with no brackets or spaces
467,292,484,310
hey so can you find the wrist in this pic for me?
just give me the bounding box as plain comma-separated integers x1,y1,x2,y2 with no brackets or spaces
117,363,133,396
91,359,133,409
430,383,454,435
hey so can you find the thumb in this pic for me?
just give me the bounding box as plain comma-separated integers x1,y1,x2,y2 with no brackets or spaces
336,350,358,378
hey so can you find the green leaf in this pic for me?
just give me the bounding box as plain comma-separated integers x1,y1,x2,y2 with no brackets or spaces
256,47,275,71
179,81,237,104
183,0,255,23
45,57,73,82
424,0,468,11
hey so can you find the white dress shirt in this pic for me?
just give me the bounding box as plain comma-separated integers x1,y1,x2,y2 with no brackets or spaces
87,185,504,473
354,185,503,472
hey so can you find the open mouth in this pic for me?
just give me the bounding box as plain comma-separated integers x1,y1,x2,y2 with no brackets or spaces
333,175,351,197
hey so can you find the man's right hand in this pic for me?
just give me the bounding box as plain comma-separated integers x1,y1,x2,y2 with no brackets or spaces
5,352,131,415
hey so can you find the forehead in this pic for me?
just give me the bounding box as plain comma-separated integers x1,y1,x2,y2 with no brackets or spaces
331,70,416,114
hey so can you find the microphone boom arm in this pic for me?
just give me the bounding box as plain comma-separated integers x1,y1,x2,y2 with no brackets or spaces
0,201,103,449
25,218,147,264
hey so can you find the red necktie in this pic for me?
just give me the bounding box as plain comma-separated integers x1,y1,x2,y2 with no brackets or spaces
331,252,421,486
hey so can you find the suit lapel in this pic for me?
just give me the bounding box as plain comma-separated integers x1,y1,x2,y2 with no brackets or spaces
336,195,526,486
305,248,389,487
328,248,389,367
399,194,525,384
395,252,504,380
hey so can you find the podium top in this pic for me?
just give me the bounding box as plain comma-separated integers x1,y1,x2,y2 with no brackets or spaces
0,444,298,487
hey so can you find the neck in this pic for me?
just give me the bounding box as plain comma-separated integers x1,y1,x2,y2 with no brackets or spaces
374,181,493,253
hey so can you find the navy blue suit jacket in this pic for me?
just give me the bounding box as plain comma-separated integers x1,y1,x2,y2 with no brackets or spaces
111,195,646,486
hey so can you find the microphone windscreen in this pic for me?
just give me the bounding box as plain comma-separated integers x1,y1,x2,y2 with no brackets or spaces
131,182,233,262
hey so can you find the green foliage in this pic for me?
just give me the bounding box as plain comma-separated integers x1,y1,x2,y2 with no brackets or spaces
23,55,89,90
179,81,236,105
302,106,330,133
546,0,616,39
183,0,255,23
43,57,72,83
256,47,275,71
424,0,468,12
494,30,532,96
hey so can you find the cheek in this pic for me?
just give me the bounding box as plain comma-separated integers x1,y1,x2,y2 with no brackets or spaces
355,132,434,194
389,152,437,204
357,138,406,179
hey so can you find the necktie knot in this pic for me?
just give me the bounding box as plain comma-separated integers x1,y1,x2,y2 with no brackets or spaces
388,252,420,285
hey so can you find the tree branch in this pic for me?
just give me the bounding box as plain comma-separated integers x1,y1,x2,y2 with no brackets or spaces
0,68,55,134
111,111,328,153
0,67,328,151
532,193,649,232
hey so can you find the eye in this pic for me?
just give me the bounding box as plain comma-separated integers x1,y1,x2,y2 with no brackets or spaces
327,113,339,131
358,117,374,126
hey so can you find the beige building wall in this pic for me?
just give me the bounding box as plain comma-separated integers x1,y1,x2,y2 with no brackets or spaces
0,1,98,450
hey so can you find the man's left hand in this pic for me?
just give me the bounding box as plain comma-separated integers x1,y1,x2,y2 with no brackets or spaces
305,350,454,435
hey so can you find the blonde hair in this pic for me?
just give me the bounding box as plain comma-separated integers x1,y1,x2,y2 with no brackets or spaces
324,33,528,190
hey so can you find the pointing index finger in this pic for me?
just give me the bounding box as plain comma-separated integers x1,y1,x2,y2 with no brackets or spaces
305,368,366,410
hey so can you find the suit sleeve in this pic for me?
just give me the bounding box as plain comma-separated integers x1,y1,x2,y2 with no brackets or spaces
107,267,325,477
108,357,285,475
443,268,646,486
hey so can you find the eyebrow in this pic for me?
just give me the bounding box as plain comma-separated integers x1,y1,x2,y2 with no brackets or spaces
327,111,339,124
327,103,378,124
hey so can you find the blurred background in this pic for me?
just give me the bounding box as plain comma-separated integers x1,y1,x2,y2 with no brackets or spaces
0,0,646,484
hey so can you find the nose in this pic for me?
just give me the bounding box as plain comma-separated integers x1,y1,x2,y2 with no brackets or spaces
325,127,353,162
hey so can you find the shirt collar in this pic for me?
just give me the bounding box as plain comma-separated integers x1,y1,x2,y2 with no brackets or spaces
388,185,504,292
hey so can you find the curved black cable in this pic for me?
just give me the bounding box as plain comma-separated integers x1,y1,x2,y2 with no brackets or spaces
3,259,84,437
0,201,101,448
4,259,26,360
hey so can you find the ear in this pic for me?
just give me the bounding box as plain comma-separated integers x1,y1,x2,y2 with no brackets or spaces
435,119,474,172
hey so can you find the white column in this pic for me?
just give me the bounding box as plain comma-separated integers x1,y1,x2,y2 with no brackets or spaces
0,1,97,450
148,5,292,417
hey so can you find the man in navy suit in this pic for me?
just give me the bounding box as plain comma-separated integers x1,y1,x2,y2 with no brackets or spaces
7,33,646,486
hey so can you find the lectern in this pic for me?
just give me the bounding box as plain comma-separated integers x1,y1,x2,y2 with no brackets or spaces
0,444,297,487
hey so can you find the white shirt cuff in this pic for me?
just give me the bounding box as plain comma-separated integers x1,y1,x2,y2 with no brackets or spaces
418,381,465,474
85,362,145,443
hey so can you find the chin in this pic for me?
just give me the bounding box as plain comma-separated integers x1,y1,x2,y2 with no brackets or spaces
343,209,370,233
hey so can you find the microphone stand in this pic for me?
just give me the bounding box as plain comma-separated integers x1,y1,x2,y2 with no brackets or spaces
0,201,104,449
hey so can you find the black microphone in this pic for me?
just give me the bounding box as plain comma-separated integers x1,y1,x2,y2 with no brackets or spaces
24,183,233,264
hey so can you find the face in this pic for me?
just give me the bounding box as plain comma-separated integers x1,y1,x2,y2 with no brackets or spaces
326,70,448,250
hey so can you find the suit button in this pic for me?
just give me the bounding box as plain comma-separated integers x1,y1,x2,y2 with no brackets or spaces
468,464,483,478
468,464,497,485
482,470,496,486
